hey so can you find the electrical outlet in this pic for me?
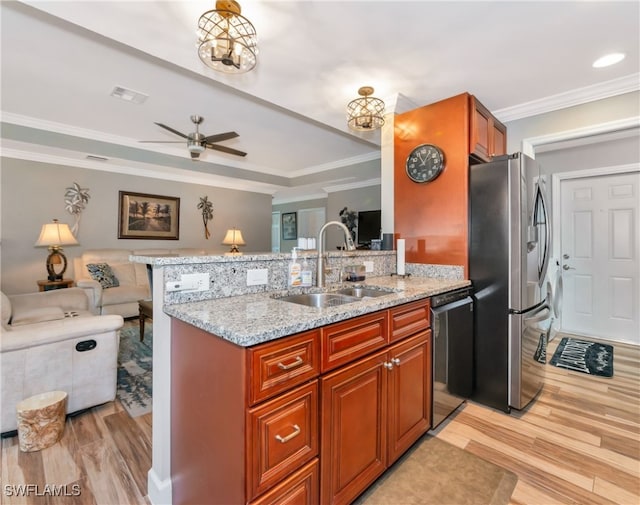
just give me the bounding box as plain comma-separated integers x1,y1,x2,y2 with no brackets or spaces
166,273,210,292
182,273,210,292
247,269,269,286
363,261,374,273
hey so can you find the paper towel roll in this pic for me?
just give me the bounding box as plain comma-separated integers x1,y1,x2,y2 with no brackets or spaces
397,239,405,275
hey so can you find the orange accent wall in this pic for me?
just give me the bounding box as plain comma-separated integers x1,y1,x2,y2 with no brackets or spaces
394,93,470,274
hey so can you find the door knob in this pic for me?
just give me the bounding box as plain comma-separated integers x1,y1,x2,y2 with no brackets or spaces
563,254,570,259
562,264,575,270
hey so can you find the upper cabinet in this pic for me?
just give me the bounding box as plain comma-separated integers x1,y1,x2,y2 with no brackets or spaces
469,95,507,163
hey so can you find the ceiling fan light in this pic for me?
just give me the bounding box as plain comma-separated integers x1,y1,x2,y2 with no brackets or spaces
188,141,206,153
197,0,258,74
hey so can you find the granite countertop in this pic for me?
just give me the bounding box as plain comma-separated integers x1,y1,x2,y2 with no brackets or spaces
165,275,471,347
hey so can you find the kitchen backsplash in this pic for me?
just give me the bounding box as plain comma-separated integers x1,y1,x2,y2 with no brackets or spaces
131,251,464,305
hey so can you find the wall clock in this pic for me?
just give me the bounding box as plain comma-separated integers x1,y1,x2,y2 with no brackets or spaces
405,144,445,183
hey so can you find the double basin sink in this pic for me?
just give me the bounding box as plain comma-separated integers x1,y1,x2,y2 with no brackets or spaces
274,286,395,308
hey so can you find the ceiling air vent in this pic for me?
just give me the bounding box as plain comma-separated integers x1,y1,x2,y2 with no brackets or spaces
110,86,148,104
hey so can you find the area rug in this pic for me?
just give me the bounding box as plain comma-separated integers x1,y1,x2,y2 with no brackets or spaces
549,337,613,377
117,322,153,417
356,436,518,505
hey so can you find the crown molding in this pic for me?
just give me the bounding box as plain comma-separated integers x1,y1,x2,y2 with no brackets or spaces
1,146,281,195
521,116,639,157
271,177,382,205
494,73,640,123
272,192,329,205
0,111,285,177
288,151,381,178
322,178,382,194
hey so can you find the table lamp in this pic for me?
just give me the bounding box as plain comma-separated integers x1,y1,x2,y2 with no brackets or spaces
222,228,245,254
35,219,79,281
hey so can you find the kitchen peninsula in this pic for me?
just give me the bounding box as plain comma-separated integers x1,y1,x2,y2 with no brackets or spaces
131,250,469,505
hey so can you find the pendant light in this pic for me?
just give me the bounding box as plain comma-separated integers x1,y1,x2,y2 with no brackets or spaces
346,86,385,131
197,0,258,74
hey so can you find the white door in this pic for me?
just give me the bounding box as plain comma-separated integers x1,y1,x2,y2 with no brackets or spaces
560,171,640,344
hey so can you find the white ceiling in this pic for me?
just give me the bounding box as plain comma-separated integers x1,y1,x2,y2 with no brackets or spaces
1,0,638,201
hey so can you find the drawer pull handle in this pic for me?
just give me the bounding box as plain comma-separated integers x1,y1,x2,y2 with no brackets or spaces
275,424,301,443
277,356,303,370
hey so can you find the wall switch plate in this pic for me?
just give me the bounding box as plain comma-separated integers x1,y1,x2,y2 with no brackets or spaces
247,269,269,286
363,261,374,273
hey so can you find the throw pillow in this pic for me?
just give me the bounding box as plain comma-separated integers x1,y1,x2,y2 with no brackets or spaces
86,263,120,289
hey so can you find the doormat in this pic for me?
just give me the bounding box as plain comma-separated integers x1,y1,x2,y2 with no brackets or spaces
117,322,153,417
356,436,517,505
549,337,613,377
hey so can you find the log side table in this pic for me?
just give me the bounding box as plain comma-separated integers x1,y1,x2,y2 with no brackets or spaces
16,391,67,452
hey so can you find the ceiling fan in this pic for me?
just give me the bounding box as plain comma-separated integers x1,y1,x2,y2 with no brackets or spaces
140,115,246,159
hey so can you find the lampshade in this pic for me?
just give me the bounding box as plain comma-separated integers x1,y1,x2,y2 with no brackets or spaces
346,86,385,131
34,219,78,281
222,228,246,253
35,219,79,248
197,0,258,74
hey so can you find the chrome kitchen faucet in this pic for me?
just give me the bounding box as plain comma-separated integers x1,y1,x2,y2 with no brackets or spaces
316,221,356,288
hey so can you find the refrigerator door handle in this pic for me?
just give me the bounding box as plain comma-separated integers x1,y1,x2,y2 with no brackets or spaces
535,184,552,286
509,299,546,315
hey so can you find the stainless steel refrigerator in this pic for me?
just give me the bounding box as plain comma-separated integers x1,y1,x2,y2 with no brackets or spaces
469,152,552,412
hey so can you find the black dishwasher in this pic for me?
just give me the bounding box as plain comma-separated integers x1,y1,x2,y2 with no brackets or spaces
430,287,474,428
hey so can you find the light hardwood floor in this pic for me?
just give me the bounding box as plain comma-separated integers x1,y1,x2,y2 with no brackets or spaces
435,335,640,505
1,335,638,504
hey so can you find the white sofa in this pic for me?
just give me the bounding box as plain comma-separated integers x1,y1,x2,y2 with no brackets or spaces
73,248,207,318
1,288,124,433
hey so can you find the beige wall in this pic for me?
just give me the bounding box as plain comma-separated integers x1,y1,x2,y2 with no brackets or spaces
505,91,640,153
272,184,382,252
0,158,272,295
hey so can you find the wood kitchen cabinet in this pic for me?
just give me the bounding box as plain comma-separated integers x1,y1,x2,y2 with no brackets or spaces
394,91,507,274
469,95,507,162
171,298,431,505
320,331,431,505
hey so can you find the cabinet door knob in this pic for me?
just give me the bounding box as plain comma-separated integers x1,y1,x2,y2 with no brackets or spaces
275,424,301,443
383,362,394,370
277,356,303,370
391,358,401,366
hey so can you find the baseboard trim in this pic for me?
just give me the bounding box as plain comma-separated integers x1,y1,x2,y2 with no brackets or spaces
147,468,172,505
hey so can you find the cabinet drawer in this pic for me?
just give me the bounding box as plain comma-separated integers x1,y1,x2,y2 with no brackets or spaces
389,299,431,342
249,330,321,405
247,381,319,500
250,458,319,505
321,311,388,372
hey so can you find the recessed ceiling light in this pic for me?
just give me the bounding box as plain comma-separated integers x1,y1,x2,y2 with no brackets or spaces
592,52,626,68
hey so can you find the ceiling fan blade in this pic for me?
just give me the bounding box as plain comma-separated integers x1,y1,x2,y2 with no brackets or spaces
203,131,239,143
205,143,247,157
139,140,185,143
155,122,189,139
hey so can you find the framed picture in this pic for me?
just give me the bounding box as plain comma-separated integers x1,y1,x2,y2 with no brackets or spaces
118,191,180,240
282,212,297,240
